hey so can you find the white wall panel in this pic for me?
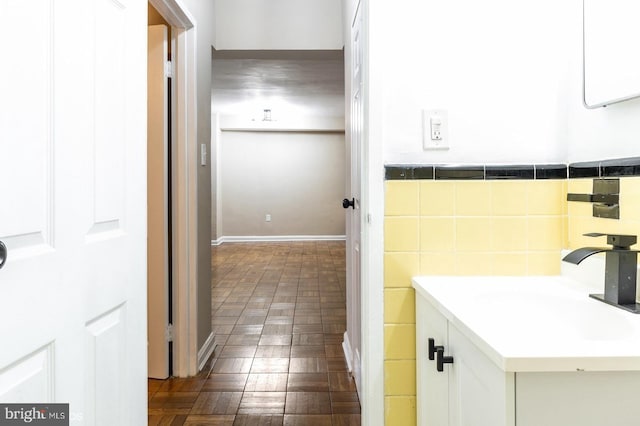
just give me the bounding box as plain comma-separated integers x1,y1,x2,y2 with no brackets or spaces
373,0,571,165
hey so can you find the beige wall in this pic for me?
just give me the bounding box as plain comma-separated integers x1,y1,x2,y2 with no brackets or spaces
148,3,168,26
219,131,346,238
148,4,171,55
213,0,343,50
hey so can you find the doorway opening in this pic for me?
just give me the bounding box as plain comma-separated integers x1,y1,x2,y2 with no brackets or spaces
194,48,362,423
147,4,173,380
146,0,200,383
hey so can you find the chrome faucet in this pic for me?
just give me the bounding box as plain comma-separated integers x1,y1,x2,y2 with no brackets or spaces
563,233,640,314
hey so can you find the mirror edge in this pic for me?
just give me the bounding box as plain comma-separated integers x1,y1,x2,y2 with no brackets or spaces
582,0,640,109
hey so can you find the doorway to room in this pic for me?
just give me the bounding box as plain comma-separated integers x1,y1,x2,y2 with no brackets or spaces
146,0,200,382
201,49,361,423
147,5,173,380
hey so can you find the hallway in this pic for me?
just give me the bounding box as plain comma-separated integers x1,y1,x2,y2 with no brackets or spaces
148,241,361,425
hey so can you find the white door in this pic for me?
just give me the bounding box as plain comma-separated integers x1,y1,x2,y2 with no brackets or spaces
0,1,148,425
147,24,171,380
344,0,364,396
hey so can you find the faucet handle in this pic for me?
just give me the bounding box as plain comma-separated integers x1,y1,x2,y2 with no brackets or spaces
583,233,637,249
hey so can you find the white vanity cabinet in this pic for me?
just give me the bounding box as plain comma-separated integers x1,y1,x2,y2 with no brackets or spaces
416,295,514,426
413,276,640,426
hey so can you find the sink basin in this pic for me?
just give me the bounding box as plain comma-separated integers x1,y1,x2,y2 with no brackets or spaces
574,310,635,341
475,287,635,341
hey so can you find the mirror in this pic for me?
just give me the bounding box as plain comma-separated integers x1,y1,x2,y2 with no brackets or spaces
583,0,640,108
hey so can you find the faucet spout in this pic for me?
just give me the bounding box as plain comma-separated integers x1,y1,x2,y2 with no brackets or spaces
562,247,608,265
563,233,640,312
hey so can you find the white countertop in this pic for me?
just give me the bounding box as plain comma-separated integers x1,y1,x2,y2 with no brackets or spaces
412,275,640,372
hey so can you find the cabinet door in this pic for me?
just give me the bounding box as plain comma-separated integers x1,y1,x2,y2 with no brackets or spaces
448,325,515,426
416,296,449,425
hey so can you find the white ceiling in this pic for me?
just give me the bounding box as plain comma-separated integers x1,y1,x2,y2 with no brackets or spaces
211,51,345,119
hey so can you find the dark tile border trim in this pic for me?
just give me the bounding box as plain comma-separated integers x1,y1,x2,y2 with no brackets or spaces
535,164,568,179
568,157,640,178
568,161,600,179
386,164,567,180
486,165,534,180
384,166,433,180
435,166,484,180
385,157,640,180
385,166,414,180
601,157,640,177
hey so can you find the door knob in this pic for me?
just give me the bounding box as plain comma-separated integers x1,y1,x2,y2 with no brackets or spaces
0,241,7,270
342,198,355,209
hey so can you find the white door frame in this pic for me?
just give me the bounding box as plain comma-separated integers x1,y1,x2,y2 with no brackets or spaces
148,0,199,377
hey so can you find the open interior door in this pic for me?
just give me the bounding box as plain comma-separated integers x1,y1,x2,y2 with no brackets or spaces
0,1,148,423
147,24,171,380
343,0,364,398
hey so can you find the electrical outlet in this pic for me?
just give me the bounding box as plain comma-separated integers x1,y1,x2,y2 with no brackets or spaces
430,116,442,140
423,109,449,150
265,214,271,222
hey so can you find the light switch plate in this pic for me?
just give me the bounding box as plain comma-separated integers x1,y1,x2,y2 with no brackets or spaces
200,144,207,166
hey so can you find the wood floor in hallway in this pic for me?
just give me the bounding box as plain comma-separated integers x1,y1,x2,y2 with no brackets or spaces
148,241,361,425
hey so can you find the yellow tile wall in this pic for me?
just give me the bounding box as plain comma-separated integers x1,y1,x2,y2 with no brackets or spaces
383,178,567,426
383,175,640,425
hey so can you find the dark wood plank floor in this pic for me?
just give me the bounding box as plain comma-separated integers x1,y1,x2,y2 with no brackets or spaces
149,241,361,426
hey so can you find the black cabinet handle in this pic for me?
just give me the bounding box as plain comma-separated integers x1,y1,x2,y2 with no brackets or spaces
428,338,443,361
342,198,355,209
436,346,454,372
0,241,6,270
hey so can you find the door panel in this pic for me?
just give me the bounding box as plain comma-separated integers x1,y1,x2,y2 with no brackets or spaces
91,0,127,235
0,1,53,257
345,0,364,395
86,306,126,426
0,1,147,424
0,0,60,381
0,345,54,403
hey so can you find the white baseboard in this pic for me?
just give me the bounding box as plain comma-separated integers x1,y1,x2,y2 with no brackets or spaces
197,332,217,372
212,235,346,245
343,332,362,400
342,331,354,374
